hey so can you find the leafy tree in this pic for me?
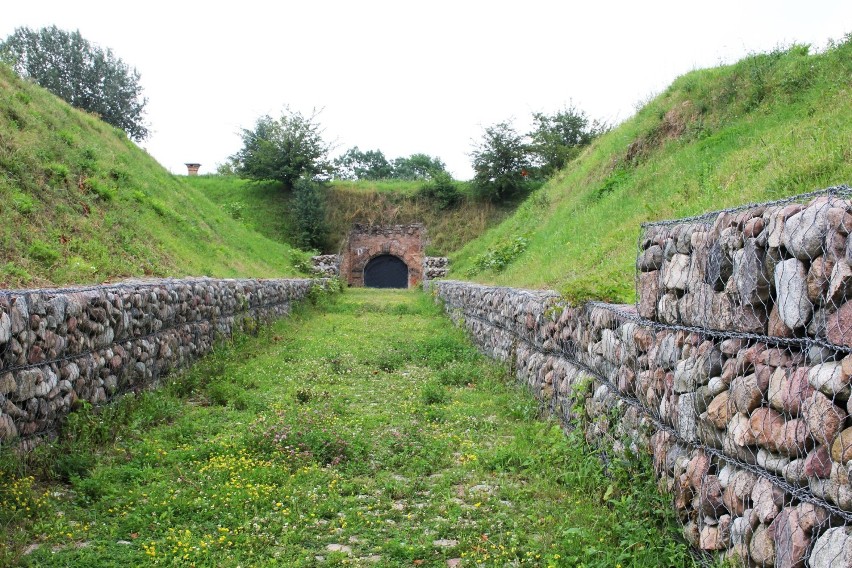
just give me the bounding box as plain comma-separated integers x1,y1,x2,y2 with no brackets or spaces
528,105,608,177
470,121,533,202
391,154,446,180
416,171,461,209
333,146,393,180
292,178,327,249
231,108,332,190
0,26,149,141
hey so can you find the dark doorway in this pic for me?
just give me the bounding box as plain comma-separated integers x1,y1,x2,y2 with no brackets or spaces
364,255,408,288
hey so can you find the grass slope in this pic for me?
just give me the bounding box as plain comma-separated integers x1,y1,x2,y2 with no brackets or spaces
1,289,693,567
191,176,516,256
451,37,852,303
0,64,307,288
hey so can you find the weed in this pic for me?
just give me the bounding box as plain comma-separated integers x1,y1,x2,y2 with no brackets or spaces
420,381,448,405
466,235,529,276
27,240,59,265
11,191,35,214
84,177,117,200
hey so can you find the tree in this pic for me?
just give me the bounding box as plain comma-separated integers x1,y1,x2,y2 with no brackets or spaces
470,121,533,202
528,105,608,177
231,108,332,190
292,178,327,250
333,146,393,180
0,26,149,141
391,154,446,180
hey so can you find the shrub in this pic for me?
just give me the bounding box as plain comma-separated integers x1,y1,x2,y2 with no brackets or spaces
417,171,461,209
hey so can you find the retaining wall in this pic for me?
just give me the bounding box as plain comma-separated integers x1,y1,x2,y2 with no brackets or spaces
0,277,323,450
430,185,852,567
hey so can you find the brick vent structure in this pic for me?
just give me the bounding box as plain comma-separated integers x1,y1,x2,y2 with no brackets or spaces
340,224,425,288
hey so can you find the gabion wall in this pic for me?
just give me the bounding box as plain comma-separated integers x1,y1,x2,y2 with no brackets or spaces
431,185,852,568
0,277,323,450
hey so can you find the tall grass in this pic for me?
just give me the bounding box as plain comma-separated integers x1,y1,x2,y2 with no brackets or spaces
0,64,308,288
451,36,852,303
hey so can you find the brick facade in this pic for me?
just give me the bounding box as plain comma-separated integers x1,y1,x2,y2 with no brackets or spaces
340,224,425,288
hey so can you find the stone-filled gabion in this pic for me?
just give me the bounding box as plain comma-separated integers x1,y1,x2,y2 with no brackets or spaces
312,255,341,277
433,222,852,568
0,277,325,449
423,257,449,280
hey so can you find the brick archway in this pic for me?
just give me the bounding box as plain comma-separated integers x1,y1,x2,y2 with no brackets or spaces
340,224,425,288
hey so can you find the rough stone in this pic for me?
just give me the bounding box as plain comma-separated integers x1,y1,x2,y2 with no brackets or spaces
638,244,664,271
750,407,786,452
752,477,786,525
768,367,813,417
657,292,679,325
808,255,835,303
706,241,732,291
803,391,847,447
730,373,764,414
728,412,757,447
0,312,10,344
808,361,851,399
768,303,795,338
757,448,791,474
0,373,16,395
829,261,852,308
706,391,732,429
831,427,852,465
829,206,852,235
827,299,852,348
810,527,852,568
0,414,17,440
802,445,833,479
772,507,811,568
733,239,771,305
749,523,775,566
662,253,691,291
775,258,812,329
782,202,830,261
772,418,812,457
722,469,757,516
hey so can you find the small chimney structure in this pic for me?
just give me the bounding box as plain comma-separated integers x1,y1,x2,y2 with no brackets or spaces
185,163,201,176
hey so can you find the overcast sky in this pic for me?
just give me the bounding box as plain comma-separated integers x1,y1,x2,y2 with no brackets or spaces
2,1,851,179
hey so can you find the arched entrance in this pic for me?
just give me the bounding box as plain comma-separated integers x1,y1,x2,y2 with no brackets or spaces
364,255,408,288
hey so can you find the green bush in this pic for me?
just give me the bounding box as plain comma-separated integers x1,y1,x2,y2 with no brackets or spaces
416,171,461,209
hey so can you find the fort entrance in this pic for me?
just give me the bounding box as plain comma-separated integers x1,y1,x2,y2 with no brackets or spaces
340,224,425,288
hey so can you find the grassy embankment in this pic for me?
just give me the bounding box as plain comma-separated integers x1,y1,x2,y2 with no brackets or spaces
0,63,308,289
189,176,517,256
1,289,695,567
452,37,852,303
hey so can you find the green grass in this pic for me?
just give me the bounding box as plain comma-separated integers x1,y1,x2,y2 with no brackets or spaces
1,289,694,567
451,37,852,303
191,176,517,256
0,64,310,288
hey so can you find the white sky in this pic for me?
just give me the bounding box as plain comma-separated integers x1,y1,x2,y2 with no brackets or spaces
2,1,851,179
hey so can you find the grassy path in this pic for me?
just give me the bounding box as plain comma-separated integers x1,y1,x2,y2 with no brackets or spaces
1,289,693,567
